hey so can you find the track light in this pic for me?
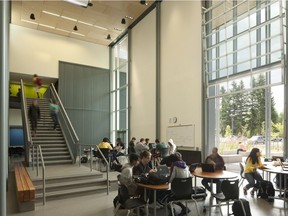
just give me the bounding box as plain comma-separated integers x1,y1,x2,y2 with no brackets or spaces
88,0,93,6
106,34,111,40
140,0,148,5
30,13,35,20
73,25,78,31
121,18,126,25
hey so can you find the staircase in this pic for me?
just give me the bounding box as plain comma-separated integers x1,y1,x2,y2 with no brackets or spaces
26,98,73,165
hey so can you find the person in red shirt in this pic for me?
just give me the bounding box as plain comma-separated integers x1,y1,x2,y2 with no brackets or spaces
32,74,42,98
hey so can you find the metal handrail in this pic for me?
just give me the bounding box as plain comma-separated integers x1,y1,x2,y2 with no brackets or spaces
50,84,79,144
36,145,46,205
20,79,32,166
77,143,110,195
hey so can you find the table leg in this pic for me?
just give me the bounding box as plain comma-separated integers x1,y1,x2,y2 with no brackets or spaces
209,179,213,216
144,188,148,216
154,190,157,216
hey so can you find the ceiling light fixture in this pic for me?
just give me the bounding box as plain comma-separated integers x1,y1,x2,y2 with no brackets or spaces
30,13,35,20
114,27,122,31
64,0,89,7
106,34,111,40
71,32,85,37
87,0,93,7
73,25,78,31
21,19,37,25
121,18,126,25
62,16,77,22
43,10,60,17
39,23,55,29
125,15,133,20
140,0,148,6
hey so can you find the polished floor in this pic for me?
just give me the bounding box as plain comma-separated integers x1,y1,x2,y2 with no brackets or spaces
6,161,288,216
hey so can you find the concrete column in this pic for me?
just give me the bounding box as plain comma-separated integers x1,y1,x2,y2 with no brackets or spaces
0,1,10,215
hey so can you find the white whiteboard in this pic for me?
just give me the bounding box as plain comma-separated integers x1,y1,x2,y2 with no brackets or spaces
166,124,195,148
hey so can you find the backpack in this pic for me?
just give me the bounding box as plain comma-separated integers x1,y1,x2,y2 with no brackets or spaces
257,180,275,201
80,156,88,163
232,198,252,216
274,173,288,188
134,173,169,185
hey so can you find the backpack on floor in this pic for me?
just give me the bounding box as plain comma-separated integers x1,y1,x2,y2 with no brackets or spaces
257,180,275,201
232,198,252,216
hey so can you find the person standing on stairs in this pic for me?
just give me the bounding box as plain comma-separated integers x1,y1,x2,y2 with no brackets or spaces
28,99,40,137
32,74,42,98
49,100,59,130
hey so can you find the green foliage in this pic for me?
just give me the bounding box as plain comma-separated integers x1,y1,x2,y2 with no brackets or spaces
219,74,282,139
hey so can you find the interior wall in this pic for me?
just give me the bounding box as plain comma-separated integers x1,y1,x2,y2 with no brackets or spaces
160,1,202,149
9,24,109,78
130,9,156,141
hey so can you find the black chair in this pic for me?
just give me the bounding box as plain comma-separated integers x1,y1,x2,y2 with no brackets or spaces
93,148,110,171
212,179,246,216
166,177,200,216
239,162,246,187
114,178,146,216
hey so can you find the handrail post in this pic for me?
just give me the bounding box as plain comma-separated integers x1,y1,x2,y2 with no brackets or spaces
32,145,35,170
42,166,46,205
90,146,93,172
36,146,39,176
78,145,81,167
107,157,110,195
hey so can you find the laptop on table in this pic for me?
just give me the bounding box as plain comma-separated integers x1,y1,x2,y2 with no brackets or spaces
201,163,215,172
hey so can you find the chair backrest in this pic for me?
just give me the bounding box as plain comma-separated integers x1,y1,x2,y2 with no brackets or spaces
171,177,193,199
221,179,239,200
239,162,245,178
93,148,109,159
118,184,130,205
160,148,170,158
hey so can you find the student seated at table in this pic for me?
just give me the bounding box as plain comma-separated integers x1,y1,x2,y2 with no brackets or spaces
158,152,191,216
118,153,139,195
97,137,120,166
133,150,156,176
160,152,182,167
201,147,225,194
243,148,265,197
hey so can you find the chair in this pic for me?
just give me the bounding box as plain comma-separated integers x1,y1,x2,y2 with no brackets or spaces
239,162,246,187
166,177,200,216
212,179,246,216
114,179,146,216
93,148,110,171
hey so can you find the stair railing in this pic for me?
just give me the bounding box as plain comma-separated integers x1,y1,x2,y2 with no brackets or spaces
36,145,46,205
20,79,32,166
49,83,79,162
78,143,110,195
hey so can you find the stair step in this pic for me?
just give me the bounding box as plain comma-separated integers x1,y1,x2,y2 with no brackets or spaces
32,140,66,144
31,151,69,156
42,155,72,160
35,185,109,202
43,160,73,165
31,147,68,152
35,178,107,192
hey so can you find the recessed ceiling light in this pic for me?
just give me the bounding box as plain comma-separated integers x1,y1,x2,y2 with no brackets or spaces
94,25,108,31
114,28,122,31
71,32,85,37
42,10,60,17
64,0,89,7
21,19,37,25
62,16,77,22
125,15,133,20
56,28,70,33
39,23,55,29
78,20,93,26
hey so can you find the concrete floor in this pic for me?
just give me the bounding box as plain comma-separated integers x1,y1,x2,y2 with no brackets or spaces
6,160,288,216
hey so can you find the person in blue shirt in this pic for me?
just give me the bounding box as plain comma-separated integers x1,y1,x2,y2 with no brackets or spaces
49,100,59,130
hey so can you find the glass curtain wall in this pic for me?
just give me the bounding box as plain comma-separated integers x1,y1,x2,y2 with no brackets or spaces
111,36,129,147
203,0,286,158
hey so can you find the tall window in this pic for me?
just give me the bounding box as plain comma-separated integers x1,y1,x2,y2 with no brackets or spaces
111,36,129,146
203,0,285,157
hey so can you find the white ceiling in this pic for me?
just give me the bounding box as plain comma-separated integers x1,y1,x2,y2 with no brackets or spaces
11,0,155,46
10,0,154,84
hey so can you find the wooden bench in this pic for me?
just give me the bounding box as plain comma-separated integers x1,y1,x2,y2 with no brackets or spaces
14,162,35,212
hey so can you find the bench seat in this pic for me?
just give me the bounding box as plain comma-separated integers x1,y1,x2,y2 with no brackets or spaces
14,162,35,212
